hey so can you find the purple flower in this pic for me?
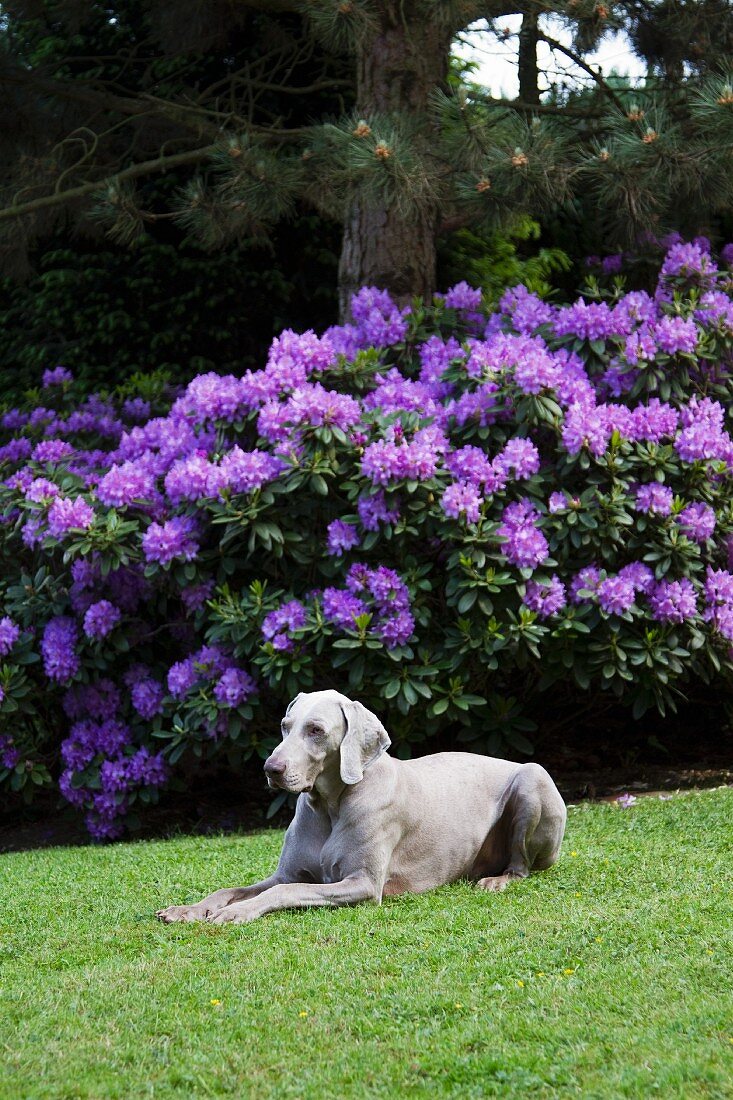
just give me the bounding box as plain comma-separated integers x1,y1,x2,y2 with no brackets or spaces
378,609,415,648
21,516,46,549
601,253,624,275
676,502,715,543
193,645,233,676
172,372,245,423
499,284,554,334
327,520,360,556
366,566,410,608
262,599,307,647
702,568,733,640
562,403,611,458
63,679,121,720
142,516,199,565
570,566,604,603
0,734,19,768
660,241,716,282
361,426,446,485
524,576,566,618
42,366,73,387
630,401,679,443
83,600,121,640
126,747,168,786
443,281,483,312
85,813,125,841
0,616,21,656
167,658,198,698
41,617,80,683
548,492,569,513
213,668,256,707
653,315,698,355
131,678,165,719
218,448,285,494
616,792,637,808
618,562,656,596
164,453,227,504
553,300,616,341
59,768,88,808
493,438,541,480
624,327,657,365
32,440,74,464
321,588,368,628
47,496,95,538
496,499,549,570
357,491,400,531
26,477,60,503
329,564,413,648
597,576,636,615
363,369,441,420
418,335,462,390
85,704,127,751
96,460,157,507
675,397,733,465
442,481,483,524
122,397,151,422
181,580,215,614
0,438,32,463
648,579,697,623
350,286,409,347
635,484,674,516
100,758,130,792
444,446,495,488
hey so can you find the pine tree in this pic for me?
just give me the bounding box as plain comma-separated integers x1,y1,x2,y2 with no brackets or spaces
1,1,732,317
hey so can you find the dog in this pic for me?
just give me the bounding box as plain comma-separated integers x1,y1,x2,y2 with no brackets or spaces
157,689,567,925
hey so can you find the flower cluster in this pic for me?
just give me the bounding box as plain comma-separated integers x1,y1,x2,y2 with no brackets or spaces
1,239,733,836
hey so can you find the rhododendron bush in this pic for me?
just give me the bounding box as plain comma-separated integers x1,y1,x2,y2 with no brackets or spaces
2,238,733,837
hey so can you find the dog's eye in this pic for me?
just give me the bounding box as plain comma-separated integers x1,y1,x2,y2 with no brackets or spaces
307,724,325,738
281,721,292,739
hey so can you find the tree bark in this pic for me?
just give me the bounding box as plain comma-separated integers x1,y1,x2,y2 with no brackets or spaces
337,4,452,319
518,10,541,106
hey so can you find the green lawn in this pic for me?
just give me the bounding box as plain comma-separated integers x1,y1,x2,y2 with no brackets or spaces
2,788,732,1099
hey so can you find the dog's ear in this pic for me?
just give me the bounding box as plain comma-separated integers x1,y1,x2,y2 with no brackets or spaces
339,700,391,785
285,693,303,716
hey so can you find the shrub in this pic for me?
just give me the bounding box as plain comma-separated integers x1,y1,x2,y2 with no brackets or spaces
1,237,733,837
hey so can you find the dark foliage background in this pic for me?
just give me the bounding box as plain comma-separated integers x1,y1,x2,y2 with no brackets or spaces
0,215,340,399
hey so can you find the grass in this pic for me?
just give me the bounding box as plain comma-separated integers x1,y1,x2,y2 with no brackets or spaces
2,788,733,1099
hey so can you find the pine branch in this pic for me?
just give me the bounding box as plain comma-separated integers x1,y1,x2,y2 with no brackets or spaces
0,146,218,225
539,31,629,115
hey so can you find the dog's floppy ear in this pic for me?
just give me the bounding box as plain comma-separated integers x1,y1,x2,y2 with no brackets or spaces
285,693,303,716
339,700,391,785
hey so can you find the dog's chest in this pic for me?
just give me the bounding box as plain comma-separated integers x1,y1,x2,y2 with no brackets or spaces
319,841,342,884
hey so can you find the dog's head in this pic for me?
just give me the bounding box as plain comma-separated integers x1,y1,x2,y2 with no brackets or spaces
263,690,391,793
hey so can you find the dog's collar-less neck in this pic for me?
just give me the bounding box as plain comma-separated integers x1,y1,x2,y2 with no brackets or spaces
311,767,347,816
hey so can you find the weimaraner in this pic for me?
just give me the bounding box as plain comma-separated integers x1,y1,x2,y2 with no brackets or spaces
157,689,566,925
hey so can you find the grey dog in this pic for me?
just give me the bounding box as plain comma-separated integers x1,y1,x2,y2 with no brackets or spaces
157,689,567,925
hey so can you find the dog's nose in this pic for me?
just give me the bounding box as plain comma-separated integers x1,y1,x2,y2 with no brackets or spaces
264,757,286,777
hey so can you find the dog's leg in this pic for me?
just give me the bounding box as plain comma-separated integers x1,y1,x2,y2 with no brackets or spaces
208,872,379,924
477,763,566,892
157,875,283,923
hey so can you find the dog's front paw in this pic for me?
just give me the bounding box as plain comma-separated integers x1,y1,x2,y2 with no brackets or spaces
208,902,257,926
476,872,525,892
156,903,211,923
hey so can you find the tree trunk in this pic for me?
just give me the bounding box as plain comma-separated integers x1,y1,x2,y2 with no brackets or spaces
337,4,452,319
518,10,541,106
